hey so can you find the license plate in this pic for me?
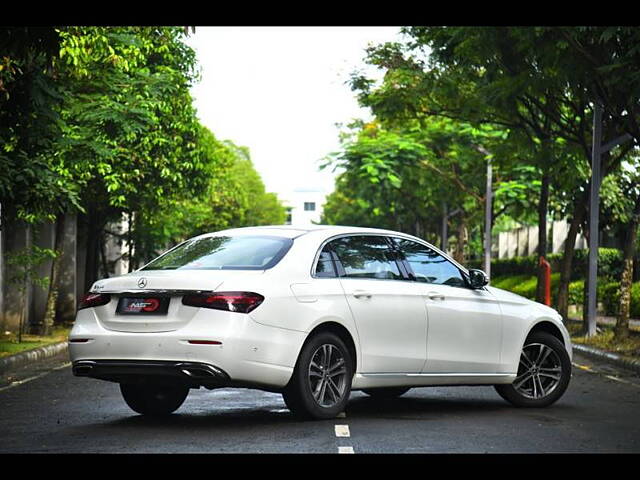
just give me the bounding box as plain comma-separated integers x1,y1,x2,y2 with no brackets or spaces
116,297,170,315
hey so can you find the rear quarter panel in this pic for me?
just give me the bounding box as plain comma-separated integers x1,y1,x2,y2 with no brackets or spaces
218,231,362,371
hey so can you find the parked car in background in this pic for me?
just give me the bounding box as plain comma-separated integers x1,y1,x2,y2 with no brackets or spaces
69,225,572,419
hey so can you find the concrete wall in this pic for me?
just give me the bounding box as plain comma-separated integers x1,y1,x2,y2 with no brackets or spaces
1,221,32,333
517,227,528,257
497,219,588,260
1,214,78,333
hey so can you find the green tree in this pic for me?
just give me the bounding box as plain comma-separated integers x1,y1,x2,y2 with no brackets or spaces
128,132,286,267
322,118,514,263
54,27,211,289
350,27,636,314
0,27,81,223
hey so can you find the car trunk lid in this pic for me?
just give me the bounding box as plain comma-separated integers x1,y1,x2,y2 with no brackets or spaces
89,270,263,333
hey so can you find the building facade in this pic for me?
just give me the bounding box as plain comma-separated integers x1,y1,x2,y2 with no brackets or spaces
280,189,326,228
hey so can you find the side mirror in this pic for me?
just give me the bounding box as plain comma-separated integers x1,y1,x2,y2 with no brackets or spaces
468,269,489,289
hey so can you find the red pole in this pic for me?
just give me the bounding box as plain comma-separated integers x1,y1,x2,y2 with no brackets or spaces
539,256,551,306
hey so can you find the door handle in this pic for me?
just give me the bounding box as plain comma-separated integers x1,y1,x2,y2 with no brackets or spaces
352,290,372,299
427,292,445,301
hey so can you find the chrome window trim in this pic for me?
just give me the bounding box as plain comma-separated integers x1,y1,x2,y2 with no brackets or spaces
310,232,474,290
309,232,407,281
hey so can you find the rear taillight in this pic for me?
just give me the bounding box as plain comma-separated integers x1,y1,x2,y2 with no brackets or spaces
78,293,111,310
182,291,264,313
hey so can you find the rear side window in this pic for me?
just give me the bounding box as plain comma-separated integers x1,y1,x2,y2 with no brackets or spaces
141,235,292,271
329,236,402,280
393,238,466,287
314,247,337,278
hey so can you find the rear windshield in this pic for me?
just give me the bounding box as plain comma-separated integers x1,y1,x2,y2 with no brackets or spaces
141,235,293,271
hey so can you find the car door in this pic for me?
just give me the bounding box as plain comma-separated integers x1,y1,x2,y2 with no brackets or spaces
329,235,428,374
392,238,503,374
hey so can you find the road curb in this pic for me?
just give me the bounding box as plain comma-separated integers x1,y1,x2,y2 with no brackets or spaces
572,343,640,374
0,341,69,376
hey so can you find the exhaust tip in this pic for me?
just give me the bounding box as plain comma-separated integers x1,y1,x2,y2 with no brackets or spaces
180,367,216,378
73,363,94,376
176,363,228,380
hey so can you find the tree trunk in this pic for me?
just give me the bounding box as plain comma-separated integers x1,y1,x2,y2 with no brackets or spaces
557,195,588,320
582,211,591,329
453,215,468,264
127,211,136,273
536,172,550,303
615,195,640,340
84,206,102,292
100,230,110,279
41,214,66,336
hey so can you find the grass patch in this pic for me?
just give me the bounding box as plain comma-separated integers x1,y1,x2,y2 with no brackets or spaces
567,321,640,358
0,326,71,359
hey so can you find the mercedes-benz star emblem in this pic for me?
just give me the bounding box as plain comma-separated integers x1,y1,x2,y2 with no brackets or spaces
137,277,147,288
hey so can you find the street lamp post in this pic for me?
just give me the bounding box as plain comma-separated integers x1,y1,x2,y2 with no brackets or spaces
484,157,493,278
586,101,632,337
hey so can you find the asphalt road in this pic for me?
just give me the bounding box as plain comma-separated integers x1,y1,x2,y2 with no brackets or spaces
1,352,639,454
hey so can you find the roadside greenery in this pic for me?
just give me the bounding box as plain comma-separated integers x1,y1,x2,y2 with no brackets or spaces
325,26,640,338
1,27,285,337
0,326,70,358
567,322,640,358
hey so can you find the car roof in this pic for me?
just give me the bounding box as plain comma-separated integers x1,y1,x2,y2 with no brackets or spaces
199,225,409,239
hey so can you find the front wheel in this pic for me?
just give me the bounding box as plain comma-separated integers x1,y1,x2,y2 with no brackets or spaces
120,383,189,416
283,332,353,419
495,331,571,408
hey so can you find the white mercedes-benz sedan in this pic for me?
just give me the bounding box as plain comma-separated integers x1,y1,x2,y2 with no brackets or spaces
69,225,572,419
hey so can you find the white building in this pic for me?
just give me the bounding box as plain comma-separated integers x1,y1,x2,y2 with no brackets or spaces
280,189,327,227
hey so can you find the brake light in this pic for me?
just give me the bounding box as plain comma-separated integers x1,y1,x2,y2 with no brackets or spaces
78,293,111,310
182,291,264,313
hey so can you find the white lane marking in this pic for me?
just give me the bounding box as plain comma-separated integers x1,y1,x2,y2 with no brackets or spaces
338,446,355,454
335,424,350,437
0,362,70,393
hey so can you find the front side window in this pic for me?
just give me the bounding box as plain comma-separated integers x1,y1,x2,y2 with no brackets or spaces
329,236,402,280
141,235,292,271
393,238,466,287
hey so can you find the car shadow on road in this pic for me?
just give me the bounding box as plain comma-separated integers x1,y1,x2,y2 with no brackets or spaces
345,394,507,419
84,391,576,433
346,389,576,421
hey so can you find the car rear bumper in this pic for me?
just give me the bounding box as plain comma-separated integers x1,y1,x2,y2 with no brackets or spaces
69,306,307,390
72,359,233,389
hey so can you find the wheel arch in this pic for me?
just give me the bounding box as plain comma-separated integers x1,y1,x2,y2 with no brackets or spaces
304,321,358,374
525,320,568,350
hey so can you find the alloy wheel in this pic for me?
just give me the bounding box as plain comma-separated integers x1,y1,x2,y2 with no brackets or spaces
513,342,563,400
308,344,348,408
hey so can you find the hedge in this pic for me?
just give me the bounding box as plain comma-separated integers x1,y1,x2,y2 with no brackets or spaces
491,273,560,304
468,248,627,281
599,282,640,318
491,275,640,318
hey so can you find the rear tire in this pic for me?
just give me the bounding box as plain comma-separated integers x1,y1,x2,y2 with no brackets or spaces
362,387,411,399
495,331,571,408
120,383,189,416
283,332,353,420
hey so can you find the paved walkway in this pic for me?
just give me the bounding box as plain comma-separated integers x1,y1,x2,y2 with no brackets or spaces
569,316,640,329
